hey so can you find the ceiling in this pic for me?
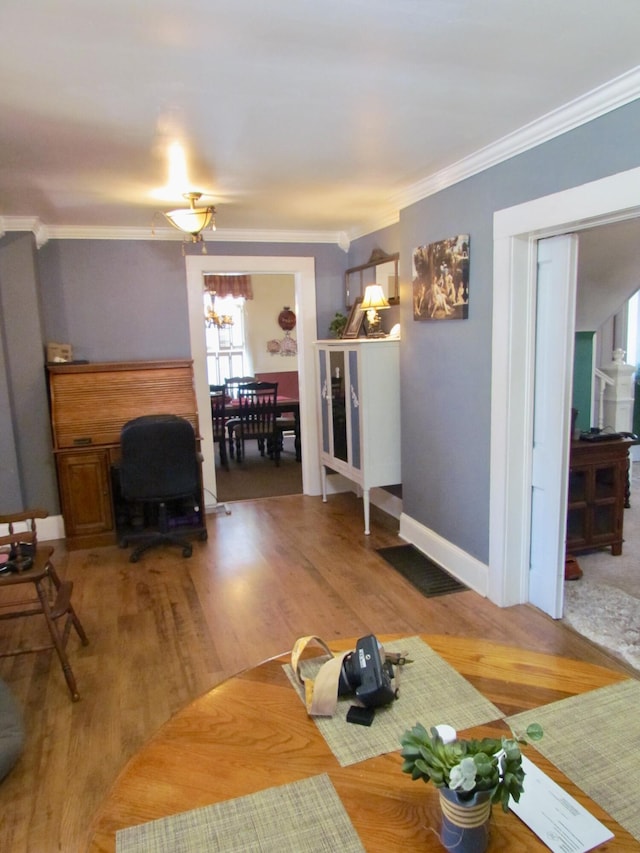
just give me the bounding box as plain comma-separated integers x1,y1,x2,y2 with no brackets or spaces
1,1,639,244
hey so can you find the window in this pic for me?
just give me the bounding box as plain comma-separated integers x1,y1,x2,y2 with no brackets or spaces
204,294,247,384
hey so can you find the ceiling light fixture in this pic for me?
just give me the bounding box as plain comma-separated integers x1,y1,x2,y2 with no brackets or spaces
163,192,216,244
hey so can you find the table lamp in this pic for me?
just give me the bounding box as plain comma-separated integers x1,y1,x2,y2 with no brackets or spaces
360,284,390,337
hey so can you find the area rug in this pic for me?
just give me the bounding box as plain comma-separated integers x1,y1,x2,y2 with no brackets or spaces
563,463,640,672
215,433,301,502
283,636,501,766
506,679,640,842
116,774,365,853
562,578,640,671
377,545,468,597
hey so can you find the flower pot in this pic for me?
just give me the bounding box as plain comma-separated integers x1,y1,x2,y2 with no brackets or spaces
438,787,491,853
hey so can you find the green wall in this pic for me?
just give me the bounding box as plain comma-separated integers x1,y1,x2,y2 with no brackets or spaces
572,332,595,433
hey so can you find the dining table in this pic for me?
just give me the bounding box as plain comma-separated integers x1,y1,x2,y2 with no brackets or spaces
87,634,640,852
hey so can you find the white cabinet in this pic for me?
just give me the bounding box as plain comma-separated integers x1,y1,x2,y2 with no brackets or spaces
315,339,401,533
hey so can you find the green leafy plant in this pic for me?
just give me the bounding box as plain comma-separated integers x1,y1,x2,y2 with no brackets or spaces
328,312,348,338
399,723,543,813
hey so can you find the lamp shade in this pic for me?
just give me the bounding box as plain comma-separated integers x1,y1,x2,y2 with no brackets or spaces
163,192,215,241
164,206,213,236
360,284,390,310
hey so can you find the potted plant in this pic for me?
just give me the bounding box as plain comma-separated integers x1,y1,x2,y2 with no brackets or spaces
328,311,348,338
399,722,542,852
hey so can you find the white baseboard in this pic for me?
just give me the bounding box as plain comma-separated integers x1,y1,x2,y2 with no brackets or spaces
399,511,489,597
323,474,403,521
38,514,66,543
370,487,402,520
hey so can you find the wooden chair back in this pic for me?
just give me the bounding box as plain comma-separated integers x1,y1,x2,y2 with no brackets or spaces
234,382,280,464
209,385,229,468
0,509,48,572
224,376,256,400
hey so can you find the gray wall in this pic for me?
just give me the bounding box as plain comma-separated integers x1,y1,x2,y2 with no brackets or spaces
0,232,58,513
0,236,346,515
38,239,347,362
353,99,640,564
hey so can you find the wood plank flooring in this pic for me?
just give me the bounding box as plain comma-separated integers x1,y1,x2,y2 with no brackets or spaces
0,493,635,853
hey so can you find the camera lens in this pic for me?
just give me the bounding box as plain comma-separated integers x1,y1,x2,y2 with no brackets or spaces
337,651,360,695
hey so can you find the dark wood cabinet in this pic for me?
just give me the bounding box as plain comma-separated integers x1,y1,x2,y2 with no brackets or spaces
566,438,633,556
48,360,201,550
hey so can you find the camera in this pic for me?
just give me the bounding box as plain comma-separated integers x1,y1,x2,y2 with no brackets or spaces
337,634,398,708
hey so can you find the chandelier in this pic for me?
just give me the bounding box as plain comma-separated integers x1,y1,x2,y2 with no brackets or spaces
205,305,234,329
164,192,216,243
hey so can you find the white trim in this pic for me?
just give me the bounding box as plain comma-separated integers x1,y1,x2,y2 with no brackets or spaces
399,512,488,597
35,514,66,544
490,166,640,607
0,220,349,249
394,67,640,213
186,255,321,509
5,69,639,248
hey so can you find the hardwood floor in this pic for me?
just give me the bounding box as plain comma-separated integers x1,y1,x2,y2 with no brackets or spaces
0,493,635,853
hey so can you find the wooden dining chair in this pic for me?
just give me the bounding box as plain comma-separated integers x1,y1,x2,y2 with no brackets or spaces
232,381,280,465
209,384,229,469
224,376,256,460
0,509,89,701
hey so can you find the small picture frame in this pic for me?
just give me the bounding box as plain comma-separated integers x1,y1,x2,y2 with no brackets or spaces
342,298,365,338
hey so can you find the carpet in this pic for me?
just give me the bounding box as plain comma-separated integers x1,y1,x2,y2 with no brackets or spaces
563,462,640,672
377,545,468,597
214,433,302,502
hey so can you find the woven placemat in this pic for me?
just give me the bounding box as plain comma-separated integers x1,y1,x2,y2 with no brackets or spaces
506,679,640,842
283,636,502,767
116,773,365,853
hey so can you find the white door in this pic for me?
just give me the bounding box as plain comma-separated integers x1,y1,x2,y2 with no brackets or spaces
529,234,579,617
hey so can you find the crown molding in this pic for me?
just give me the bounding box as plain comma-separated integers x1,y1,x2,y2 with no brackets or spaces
0,216,49,248
392,65,640,213
1,221,348,248
2,68,638,248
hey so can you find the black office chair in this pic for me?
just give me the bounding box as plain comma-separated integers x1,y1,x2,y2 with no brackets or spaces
118,415,207,562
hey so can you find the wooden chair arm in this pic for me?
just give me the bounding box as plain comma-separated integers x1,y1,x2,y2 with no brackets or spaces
0,509,49,525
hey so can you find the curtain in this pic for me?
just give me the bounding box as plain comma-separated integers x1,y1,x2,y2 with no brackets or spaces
204,274,253,300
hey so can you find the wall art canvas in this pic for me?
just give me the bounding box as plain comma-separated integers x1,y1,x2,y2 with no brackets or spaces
412,235,469,321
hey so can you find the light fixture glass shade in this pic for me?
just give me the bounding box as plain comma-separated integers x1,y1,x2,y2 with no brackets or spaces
360,284,390,311
164,207,213,236
163,192,215,242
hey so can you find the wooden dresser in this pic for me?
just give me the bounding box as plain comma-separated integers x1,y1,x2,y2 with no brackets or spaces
566,437,634,556
48,360,201,550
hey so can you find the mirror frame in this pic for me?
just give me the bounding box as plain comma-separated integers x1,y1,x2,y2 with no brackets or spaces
345,249,399,309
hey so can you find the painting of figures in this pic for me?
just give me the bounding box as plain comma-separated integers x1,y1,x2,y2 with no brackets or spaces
412,235,469,321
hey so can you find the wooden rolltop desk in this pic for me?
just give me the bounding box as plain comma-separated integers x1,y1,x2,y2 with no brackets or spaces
48,360,201,550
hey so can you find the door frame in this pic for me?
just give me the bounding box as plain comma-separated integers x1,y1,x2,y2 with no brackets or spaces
489,165,640,608
186,255,321,508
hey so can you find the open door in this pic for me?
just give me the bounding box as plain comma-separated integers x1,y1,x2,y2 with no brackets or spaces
529,234,579,617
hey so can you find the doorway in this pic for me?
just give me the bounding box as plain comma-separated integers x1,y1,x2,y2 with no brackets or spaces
186,255,322,510
489,165,640,612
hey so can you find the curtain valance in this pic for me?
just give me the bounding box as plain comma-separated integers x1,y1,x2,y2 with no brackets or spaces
204,274,253,300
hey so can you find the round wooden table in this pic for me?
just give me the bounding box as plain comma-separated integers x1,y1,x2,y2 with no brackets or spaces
88,635,637,851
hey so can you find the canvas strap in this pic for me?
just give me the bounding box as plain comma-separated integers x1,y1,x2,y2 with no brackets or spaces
291,635,351,716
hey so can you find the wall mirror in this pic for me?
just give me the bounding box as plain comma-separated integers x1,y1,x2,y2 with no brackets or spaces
345,249,399,308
